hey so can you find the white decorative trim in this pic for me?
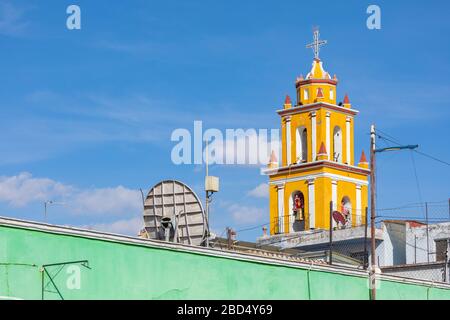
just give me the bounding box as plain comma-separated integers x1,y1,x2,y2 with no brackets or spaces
262,160,370,176
346,116,352,165
269,172,369,187
377,273,450,289
277,185,285,234
277,102,359,116
326,112,331,161
308,179,315,229
285,117,292,165
311,112,317,161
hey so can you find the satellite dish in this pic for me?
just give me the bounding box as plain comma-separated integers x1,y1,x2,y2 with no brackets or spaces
143,180,207,246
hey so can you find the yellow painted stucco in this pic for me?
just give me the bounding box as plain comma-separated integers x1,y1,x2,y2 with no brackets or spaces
267,58,370,235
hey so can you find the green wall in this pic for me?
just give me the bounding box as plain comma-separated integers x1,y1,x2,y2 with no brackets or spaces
0,224,449,300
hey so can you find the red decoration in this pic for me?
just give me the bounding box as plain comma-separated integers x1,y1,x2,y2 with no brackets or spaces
318,142,327,155
316,87,324,98
359,150,368,163
293,194,304,221
343,94,350,104
285,95,291,104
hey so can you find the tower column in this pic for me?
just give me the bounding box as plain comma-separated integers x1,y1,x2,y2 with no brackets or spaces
356,184,362,226
311,112,317,161
276,184,285,234
308,179,315,229
346,116,352,165
326,112,331,160
331,180,338,228
285,116,292,165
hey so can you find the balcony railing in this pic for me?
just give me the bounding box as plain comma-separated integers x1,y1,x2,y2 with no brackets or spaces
272,210,367,235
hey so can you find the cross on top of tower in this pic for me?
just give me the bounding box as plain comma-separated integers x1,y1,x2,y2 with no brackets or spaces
306,27,327,60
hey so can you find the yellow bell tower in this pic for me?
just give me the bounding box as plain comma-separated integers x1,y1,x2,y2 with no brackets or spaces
264,29,370,235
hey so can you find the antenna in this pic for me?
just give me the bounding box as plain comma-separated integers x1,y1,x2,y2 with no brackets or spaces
206,142,209,177
204,141,219,247
43,200,65,222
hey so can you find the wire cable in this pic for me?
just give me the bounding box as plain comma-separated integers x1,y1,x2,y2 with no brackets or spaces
376,130,450,167
236,222,270,233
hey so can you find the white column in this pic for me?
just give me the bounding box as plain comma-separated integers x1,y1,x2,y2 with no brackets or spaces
285,117,292,165
326,112,331,160
308,179,315,229
356,184,362,226
331,180,338,228
289,213,295,233
277,184,285,234
346,116,351,165
311,112,317,161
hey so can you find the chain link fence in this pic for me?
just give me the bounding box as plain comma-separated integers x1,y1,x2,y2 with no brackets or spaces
373,201,450,283
327,201,450,283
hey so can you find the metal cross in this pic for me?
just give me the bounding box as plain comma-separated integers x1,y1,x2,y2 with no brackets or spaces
306,28,327,59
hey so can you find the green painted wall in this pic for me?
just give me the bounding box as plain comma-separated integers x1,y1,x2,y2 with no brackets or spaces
0,224,449,300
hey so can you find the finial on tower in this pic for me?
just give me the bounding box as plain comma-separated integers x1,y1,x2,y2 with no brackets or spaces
358,150,369,169
306,27,327,60
317,142,328,161
268,150,279,168
343,94,350,104
284,95,291,105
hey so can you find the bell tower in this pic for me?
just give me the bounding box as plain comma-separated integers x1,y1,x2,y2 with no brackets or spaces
264,29,370,235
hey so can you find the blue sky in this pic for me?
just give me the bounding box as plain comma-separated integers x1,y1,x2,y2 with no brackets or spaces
0,0,449,240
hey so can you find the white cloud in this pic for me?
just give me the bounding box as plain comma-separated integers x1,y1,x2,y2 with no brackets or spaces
84,216,144,236
227,204,265,225
0,172,72,207
0,172,141,216
247,183,268,198
71,186,141,216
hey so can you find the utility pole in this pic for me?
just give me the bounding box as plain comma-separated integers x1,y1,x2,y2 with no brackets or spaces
426,202,430,263
368,125,418,300
205,142,210,248
369,124,377,300
329,201,333,265
204,142,220,248
364,207,369,269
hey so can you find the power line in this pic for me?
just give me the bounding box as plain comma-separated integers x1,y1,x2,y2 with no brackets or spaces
376,204,426,211
236,222,269,233
414,149,450,167
376,131,450,167
376,129,402,145
376,216,449,221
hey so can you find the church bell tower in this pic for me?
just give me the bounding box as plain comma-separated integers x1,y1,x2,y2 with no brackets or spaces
264,29,370,235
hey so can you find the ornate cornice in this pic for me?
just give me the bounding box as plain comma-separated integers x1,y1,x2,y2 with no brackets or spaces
278,102,358,117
